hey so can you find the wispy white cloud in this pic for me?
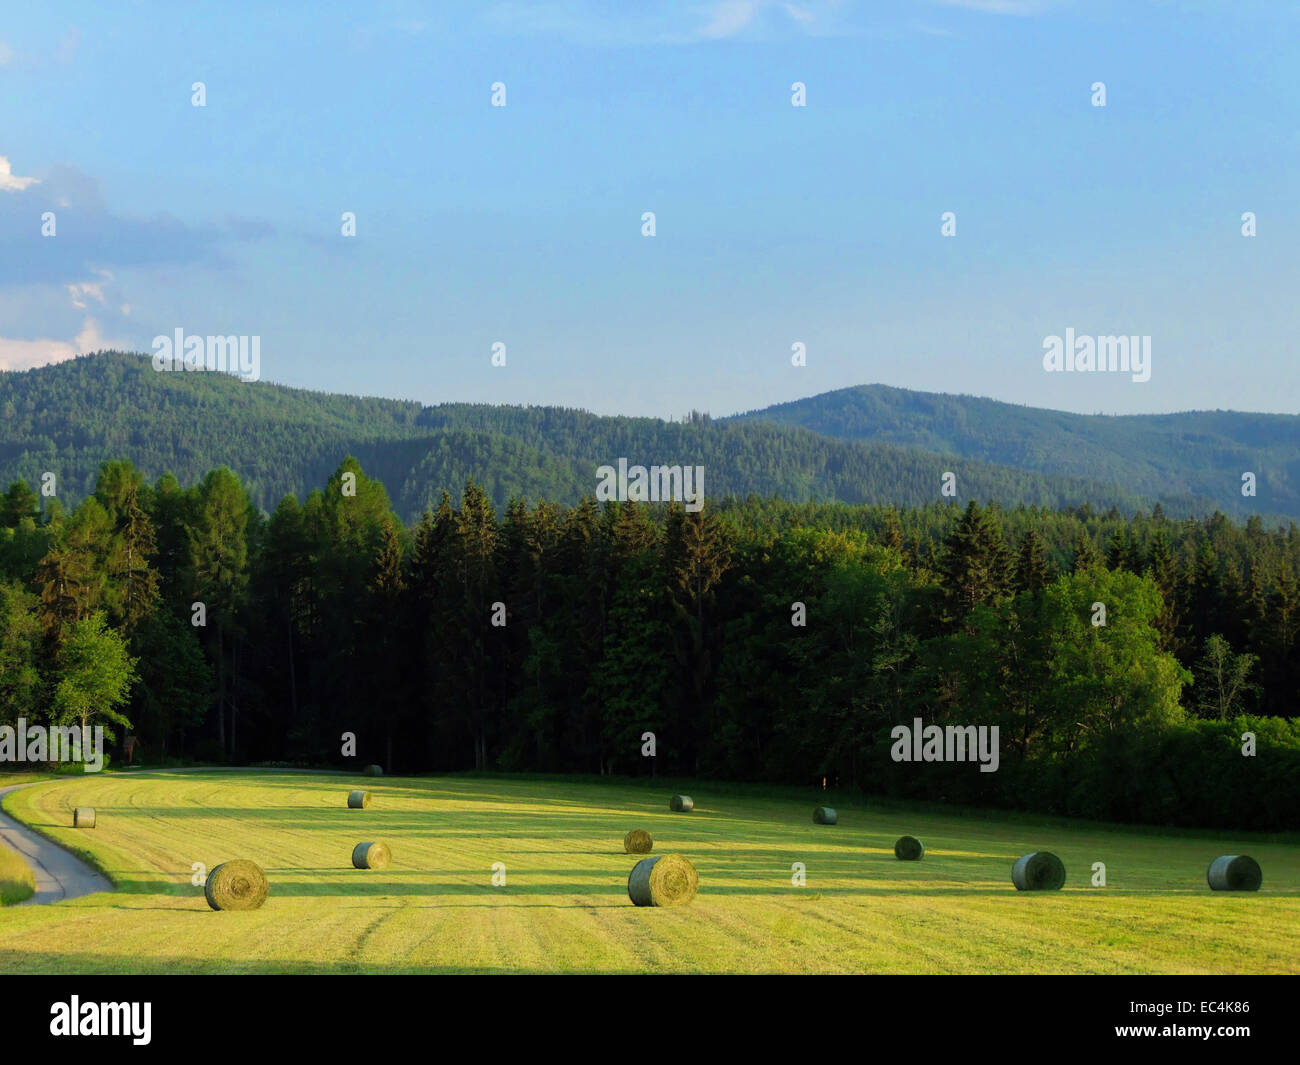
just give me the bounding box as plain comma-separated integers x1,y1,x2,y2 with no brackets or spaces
67,274,111,310
934,0,1054,14
473,1,1059,46
698,1,762,39
479,0,849,45
0,156,38,193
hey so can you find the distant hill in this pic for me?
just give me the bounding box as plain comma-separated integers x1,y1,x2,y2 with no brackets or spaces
727,384,1300,521
0,353,1286,521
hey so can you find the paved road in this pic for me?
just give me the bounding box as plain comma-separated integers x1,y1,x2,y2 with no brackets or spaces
0,781,115,905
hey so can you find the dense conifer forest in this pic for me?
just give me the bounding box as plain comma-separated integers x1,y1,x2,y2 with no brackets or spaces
3,449,1297,829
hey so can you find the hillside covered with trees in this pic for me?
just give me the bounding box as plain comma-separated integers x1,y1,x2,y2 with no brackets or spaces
3,352,1274,521
727,383,1300,520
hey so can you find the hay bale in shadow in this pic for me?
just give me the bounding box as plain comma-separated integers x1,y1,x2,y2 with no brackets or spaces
894,835,925,861
1012,851,1066,891
624,829,654,854
1207,855,1262,892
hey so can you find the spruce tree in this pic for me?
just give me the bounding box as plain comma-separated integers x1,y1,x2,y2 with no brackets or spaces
1,480,40,528
1014,529,1052,595
1071,531,1103,573
939,501,1012,624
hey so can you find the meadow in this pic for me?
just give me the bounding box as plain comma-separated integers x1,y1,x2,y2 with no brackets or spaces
0,845,34,907
0,773,47,905
0,770,1296,974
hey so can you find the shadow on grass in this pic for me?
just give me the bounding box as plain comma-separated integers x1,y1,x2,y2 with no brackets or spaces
153,872,1259,898
54,767,1300,844
0,948,662,975
47,807,703,826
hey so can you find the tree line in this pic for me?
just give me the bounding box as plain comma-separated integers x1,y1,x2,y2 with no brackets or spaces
2,458,1297,829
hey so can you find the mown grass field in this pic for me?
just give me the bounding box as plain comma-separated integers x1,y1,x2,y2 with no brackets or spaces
0,773,48,906
0,845,35,906
0,770,1296,973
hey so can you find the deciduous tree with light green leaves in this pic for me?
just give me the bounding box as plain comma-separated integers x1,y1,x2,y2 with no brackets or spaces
1037,568,1190,750
51,612,137,741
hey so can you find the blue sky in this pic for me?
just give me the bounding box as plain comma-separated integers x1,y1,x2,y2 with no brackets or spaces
2,1,1297,417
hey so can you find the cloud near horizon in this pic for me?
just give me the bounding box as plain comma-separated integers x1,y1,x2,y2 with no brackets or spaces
0,317,127,373
0,152,271,373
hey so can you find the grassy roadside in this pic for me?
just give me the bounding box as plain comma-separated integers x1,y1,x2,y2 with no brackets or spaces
0,772,55,788
0,773,52,904
0,845,35,906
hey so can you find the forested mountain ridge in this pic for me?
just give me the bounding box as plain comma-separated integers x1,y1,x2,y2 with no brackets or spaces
727,384,1300,520
0,351,1283,521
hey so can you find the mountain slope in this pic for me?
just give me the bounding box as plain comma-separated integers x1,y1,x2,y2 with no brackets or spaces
0,353,1273,520
727,384,1300,520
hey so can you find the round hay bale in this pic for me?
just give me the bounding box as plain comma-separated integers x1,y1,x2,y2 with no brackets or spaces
72,807,95,829
204,860,269,911
363,764,384,777
347,789,371,809
1012,851,1066,891
894,835,925,861
352,841,391,870
1207,855,1262,892
669,794,693,813
624,829,654,854
813,806,837,825
627,854,699,907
